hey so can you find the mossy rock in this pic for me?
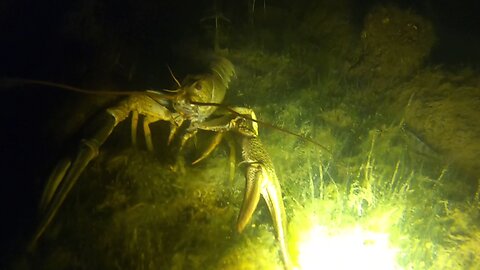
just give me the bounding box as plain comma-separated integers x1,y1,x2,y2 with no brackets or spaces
395,68,480,181
350,4,435,86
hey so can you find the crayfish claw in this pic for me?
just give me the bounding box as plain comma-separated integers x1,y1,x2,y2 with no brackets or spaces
236,162,264,233
234,112,292,269
31,113,118,248
39,158,71,212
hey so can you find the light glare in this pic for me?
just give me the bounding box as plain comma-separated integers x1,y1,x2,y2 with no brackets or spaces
298,225,402,270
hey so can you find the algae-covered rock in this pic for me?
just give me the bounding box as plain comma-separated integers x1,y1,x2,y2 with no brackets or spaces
393,68,480,181
350,5,435,85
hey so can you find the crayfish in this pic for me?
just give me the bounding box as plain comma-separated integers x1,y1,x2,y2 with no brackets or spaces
24,56,293,269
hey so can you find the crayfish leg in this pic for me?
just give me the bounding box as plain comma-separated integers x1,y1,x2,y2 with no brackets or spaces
226,135,236,183
131,111,139,147
191,132,237,183
191,132,224,165
143,116,155,151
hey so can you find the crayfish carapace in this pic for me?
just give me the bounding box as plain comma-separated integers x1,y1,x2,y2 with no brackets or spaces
27,56,293,269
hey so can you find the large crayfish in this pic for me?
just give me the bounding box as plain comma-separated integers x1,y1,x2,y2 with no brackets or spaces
31,56,292,268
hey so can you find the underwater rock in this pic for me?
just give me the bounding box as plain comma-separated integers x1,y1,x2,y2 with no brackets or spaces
350,5,435,87
398,68,480,181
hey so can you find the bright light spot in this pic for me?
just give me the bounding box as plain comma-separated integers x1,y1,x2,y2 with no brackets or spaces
297,225,402,270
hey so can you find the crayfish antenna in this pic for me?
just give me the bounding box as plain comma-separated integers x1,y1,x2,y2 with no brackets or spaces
167,64,182,88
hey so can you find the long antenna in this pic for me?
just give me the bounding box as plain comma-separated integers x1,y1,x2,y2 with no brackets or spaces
2,78,141,96
166,65,182,88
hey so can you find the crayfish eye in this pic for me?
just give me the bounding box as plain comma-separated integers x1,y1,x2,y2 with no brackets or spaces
194,82,202,91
